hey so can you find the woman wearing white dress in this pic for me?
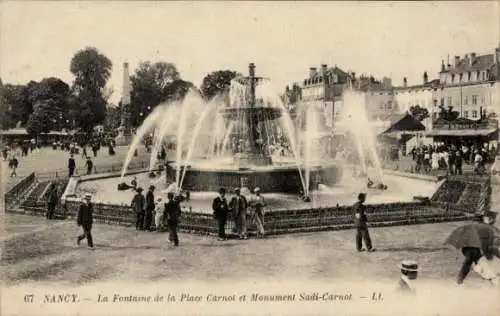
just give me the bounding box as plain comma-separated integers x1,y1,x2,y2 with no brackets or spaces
154,196,164,231
431,151,439,170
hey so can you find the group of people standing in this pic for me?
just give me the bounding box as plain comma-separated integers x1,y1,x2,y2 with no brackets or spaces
212,187,266,240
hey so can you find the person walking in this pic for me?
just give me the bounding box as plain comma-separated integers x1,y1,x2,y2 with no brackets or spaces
85,156,93,175
454,150,463,175
456,212,500,285
9,155,18,177
68,154,76,177
249,187,266,238
353,192,375,252
229,188,248,239
46,181,58,220
131,187,146,230
212,188,229,241
164,192,182,247
77,193,94,249
144,185,156,231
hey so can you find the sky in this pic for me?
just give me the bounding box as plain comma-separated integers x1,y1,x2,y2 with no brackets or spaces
1,1,499,104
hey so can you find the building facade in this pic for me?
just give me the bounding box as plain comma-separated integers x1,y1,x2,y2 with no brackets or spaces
299,64,395,127
437,43,500,120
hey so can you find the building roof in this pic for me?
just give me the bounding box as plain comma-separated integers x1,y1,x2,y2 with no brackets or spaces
381,112,426,134
0,128,74,136
442,54,495,74
394,79,440,91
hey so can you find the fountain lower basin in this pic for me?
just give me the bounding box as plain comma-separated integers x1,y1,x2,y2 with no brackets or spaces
167,159,342,193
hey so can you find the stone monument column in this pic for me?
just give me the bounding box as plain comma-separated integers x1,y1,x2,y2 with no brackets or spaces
115,62,133,146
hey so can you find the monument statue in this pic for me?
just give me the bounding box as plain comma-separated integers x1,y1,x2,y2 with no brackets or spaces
115,62,133,146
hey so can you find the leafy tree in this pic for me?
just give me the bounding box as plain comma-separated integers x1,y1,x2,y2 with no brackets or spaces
104,103,122,135
284,83,302,105
25,78,71,135
200,70,241,101
438,105,460,128
70,47,113,131
1,83,33,127
130,61,186,127
408,105,430,122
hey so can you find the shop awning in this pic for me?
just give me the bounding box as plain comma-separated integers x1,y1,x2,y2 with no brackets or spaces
426,128,498,137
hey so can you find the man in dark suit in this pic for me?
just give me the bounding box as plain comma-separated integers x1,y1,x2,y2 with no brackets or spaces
144,185,156,231
77,193,94,249
353,192,375,252
212,188,229,241
229,188,248,239
165,192,182,246
131,187,146,230
68,154,76,177
46,181,58,220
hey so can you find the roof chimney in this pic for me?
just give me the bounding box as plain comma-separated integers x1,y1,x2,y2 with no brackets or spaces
470,52,476,64
441,60,445,72
403,77,407,87
309,67,317,78
423,71,428,84
454,56,460,67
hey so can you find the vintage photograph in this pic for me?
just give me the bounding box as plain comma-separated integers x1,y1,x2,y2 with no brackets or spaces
1,1,499,315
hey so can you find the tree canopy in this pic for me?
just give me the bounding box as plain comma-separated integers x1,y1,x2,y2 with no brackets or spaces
200,70,241,101
130,61,194,127
26,78,71,135
408,105,430,122
70,47,113,132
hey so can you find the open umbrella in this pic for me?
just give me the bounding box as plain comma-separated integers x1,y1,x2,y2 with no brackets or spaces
444,223,500,256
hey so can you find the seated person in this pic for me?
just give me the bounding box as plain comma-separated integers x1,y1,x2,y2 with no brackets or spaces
367,178,374,188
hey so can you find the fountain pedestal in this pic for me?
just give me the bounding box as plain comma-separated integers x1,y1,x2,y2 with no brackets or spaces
234,153,273,166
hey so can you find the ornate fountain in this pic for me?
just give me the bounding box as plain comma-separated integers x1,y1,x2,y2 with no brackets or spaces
165,63,342,193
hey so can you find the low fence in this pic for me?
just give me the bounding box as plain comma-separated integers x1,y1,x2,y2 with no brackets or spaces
11,199,472,236
4,172,36,208
35,160,151,181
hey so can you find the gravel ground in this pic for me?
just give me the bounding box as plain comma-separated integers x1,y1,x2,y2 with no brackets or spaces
1,213,488,286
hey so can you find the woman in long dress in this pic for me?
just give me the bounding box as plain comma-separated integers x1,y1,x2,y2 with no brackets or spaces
431,151,439,170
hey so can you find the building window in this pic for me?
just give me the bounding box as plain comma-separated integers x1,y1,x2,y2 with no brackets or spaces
440,98,444,107
482,72,486,81
468,72,471,81
459,73,463,82
481,95,486,104
433,99,438,107
464,111,469,118
464,96,468,105
451,74,455,83
447,97,452,107
433,112,437,120
472,95,477,105
476,71,480,80
472,110,478,118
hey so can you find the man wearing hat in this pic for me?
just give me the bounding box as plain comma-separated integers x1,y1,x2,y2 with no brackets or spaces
229,187,248,239
68,154,76,177
212,188,229,240
131,187,146,230
353,192,375,252
144,185,156,231
77,193,94,249
398,260,418,293
249,187,265,238
164,192,181,246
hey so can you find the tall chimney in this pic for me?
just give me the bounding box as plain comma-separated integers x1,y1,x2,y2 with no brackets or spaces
423,71,428,84
441,60,445,72
454,56,460,67
470,52,476,64
403,77,407,87
309,67,317,78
